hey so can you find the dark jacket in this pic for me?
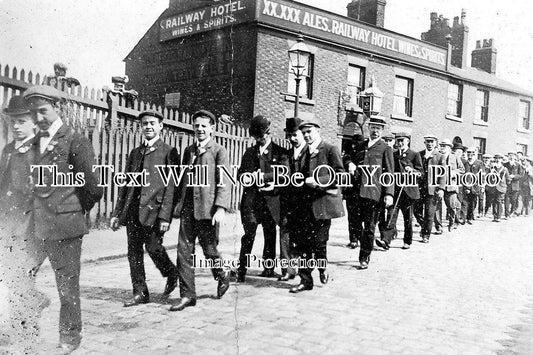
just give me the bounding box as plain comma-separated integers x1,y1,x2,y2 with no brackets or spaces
394,148,422,200
418,149,446,195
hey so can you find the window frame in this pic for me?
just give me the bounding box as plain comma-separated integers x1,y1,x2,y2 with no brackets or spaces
447,82,463,117
475,89,489,122
393,76,414,117
473,137,486,160
519,100,531,130
346,64,366,105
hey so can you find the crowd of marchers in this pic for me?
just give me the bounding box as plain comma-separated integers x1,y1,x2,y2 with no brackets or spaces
1,84,532,354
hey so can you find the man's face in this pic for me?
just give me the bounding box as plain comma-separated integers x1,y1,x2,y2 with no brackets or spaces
27,98,60,131
494,158,502,167
453,148,462,157
288,130,305,148
368,124,383,140
467,151,476,162
384,138,394,148
508,154,516,164
424,139,437,151
301,125,320,145
439,144,451,155
193,116,214,141
483,157,491,166
9,114,36,141
397,137,409,151
141,115,163,140
252,132,269,147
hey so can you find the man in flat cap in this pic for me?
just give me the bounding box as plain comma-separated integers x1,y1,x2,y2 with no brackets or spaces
278,117,307,281
343,117,393,269
520,157,533,216
503,152,523,218
170,110,231,311
487,154,509,222
110,110,179,307
462,146,484,224
343,133,365,249
382,132,395,149
414,134,445,243
452,142,468,225
237,115,289,282
289,117,344,292
22,85,102,352
0,95,43,353
376,132,422,250
438,138,465,232
479,154,493,217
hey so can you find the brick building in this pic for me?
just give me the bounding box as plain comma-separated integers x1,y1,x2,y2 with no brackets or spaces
125,0,532,155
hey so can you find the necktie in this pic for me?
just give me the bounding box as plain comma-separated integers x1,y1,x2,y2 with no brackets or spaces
38,131,50,138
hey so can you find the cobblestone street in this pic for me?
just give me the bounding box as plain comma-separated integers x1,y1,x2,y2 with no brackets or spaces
21,213,533,354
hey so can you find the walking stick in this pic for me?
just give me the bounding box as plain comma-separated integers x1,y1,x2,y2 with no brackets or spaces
386,185,404,229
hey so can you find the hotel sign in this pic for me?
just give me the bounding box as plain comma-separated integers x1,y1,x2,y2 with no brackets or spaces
257,0,447,70
159,0,255,42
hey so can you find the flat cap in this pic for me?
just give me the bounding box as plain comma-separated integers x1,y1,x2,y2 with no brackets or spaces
466,146,477,153
138,109,163,121
192,110,217,125
299,117,321,129
249,115,270,137
395,132,411,140
482,153,493,159
382,132,394,140
507,152,517,156
3,95,30,116
423,134,438,141
23,85,62,103
440,138,453,147
53,62,67,70
493,154,504,159
368,117,387,127
284,117,303,133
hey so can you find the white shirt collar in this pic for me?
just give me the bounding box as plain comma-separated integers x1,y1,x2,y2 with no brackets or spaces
196,136,211,148
309,138,322,153
293,143,305,160
259,138,272,155
143,136,160,147
367,137,381,148
14,134,35,150
39,119,63,154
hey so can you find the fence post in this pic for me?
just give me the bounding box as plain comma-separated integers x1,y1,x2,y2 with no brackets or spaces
106,91,119,130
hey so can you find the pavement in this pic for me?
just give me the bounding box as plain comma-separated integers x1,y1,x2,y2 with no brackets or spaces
2,212,533,354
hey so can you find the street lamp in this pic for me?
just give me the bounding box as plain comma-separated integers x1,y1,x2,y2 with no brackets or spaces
288,32,311,118
344,75,384,136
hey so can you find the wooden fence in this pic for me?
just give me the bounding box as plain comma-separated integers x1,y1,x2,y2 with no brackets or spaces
0,63,285,224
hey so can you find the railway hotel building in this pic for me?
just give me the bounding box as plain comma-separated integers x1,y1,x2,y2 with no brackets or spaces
125,0,532,155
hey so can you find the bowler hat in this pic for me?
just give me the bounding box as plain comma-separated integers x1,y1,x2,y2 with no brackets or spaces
249,115,270,137
395,132,411,140
423,134,438,141
23,85,62,103
192,110,217,125
284,117,303,133
440,138,453,147
3,95,30,116
368,117,387,127
138,109,164,121
299,117,321,129
452,143,465,151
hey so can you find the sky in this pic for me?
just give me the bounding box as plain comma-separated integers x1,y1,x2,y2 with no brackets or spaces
1,0,533,90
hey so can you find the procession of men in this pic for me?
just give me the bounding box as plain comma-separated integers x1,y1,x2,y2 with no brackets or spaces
1,83,533,353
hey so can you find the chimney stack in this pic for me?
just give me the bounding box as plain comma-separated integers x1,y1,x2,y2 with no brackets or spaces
169,0,214,12
347,0,387,28
471,38,497,74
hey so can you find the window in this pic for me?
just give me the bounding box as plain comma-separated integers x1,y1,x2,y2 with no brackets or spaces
288,55,314,100
447,83,463,117
517,143,528,156
519,100,530,130
346,65,365,105
393,76,413,117
473,137,486,159
475,89,489,122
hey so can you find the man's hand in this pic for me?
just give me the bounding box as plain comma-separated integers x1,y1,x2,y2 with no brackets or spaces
159,221,170,233
437,189,444,199
305,176,318,188
348,162,357,175
259,182,275,192
110,217,120,231
384,195,393,207
212,207,226,226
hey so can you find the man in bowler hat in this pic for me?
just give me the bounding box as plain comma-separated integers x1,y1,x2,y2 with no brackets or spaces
110,110,179,307
23,85,102,352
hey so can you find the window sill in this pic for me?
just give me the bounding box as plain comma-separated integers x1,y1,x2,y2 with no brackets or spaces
445,114,463,122
517,128,531,134
473,119,489,127
390,113,413,122
284,95,315,106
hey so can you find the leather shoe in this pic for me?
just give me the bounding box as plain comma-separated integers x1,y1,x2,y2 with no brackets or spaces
217,272,230,299
466,220,473,225
289,284,313,293
359,261,368,269
123,295,149,307
434,228,443,235
58,335,81,354
162,272,178,297
278,273,296,281
319,270,329,284
236,270,246,282
402,243,410,250
169,297,196,311
346,241,358,249
258,269,281,278
375,239,389,250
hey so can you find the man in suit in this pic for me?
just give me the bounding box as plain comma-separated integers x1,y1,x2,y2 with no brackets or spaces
488,154,509,222
376,132,422,250
520,158,533,216
462,147,485,224
0,95,43,354
452,143,468,225
23,85,102,353
439,139,465,232
170,110,230,311
289,118,344,292
343,133,365,249
278,117,307,281
237,115,289,281
344,117,394,269
479,154,493,217
414,134,445,243
110,110,179,307
504,152,523,218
